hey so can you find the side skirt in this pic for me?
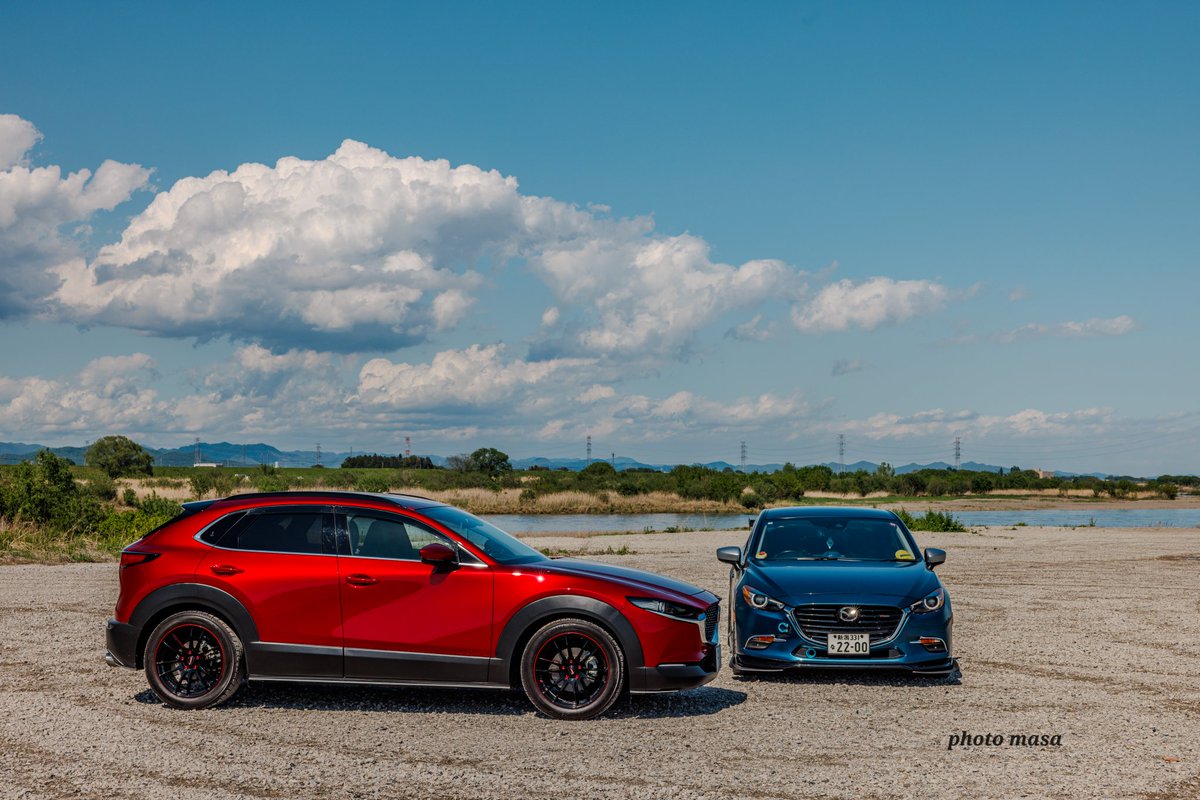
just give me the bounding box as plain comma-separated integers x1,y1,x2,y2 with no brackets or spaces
249,675,511,690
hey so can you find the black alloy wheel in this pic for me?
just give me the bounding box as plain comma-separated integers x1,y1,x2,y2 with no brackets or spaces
520,618,624,720
143,610,244,709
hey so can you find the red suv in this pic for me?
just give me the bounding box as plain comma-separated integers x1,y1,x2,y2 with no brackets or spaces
106,491,720,719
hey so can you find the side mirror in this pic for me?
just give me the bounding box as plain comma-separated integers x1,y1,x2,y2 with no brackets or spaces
421,542,459,571
716,546,742,565
924,547,946,569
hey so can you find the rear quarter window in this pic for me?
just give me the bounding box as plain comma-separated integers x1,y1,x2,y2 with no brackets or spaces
205,510,332,555
198,511,247,545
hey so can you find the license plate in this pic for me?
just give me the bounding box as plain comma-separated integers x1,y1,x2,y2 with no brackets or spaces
827,633,870,656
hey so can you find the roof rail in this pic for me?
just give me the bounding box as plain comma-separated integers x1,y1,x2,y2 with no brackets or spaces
210,490,441,506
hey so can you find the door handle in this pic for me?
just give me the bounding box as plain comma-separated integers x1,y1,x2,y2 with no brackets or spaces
210,564,244,576
346,574,379,587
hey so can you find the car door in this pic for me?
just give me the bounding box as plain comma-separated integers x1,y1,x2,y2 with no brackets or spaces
197,505,342,677
336,508,494,683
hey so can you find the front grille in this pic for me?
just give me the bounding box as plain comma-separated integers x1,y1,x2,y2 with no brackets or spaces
789,604,903,645
704,602,719,643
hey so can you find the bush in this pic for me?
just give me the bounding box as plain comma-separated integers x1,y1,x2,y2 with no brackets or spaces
354,474,391,493
896,508,967,532
85,474,118,501
190,469,235,499
96,509,174,549
740,492,763,509
320,470,355,488
84,435,154,478
137,493,183,519
2,450,104,533
253,474,290,492
121,487,139,506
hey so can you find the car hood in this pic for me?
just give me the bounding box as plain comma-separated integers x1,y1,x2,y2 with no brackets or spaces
747,560,939,605
539,558,710,599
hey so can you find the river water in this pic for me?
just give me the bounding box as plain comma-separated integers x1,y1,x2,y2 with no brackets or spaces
482,508,1200,534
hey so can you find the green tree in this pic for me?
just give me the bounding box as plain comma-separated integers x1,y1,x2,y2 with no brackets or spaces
469,447,512,478
85,435,154,478
3,450,103,532
580,461,617,478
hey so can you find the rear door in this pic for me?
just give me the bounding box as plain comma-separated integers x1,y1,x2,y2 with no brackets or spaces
336,507,494,683
198,505,342,677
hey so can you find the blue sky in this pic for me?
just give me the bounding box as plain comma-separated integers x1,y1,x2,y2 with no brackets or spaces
0,2,1196,474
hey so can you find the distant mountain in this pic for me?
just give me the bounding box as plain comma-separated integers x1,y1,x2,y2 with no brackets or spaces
0,440,1117,478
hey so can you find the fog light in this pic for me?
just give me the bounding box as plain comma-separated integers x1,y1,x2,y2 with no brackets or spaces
745,635,775,650
917,637,947,653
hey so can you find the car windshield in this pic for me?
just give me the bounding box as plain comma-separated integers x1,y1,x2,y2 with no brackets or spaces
423,506,545,566
753,516,918,562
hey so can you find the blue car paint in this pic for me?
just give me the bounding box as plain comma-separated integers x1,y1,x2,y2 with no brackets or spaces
723,507,956,675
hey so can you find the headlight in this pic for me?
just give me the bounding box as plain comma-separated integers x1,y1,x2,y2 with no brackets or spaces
629,597,703,620
741,585,786,610
910,587,945,614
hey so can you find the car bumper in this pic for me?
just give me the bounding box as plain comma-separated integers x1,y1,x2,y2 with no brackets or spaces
733,601,954,674
631,644,721,693
105,618,139,669
735,650,957,676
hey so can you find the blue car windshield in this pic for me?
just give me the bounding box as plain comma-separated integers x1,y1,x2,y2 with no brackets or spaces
423,506,545,565
753,517,918,562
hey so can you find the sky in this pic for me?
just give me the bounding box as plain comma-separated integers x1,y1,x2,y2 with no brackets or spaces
0,2,1197,475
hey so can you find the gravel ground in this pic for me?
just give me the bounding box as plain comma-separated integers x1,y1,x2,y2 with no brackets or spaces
1,525,1198,800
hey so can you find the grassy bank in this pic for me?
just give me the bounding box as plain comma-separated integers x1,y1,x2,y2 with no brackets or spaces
0,451,1191,564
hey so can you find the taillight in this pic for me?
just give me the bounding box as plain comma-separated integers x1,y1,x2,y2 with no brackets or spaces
120,550,161,569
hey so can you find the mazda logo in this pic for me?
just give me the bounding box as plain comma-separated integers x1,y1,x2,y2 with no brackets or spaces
838,606,861,623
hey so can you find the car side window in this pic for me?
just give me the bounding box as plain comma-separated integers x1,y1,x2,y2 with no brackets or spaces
346,512,448,561
199,511,246,545
220,511,331,555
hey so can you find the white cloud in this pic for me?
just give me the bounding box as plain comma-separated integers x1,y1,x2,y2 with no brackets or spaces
836,406,1115,440
356,344,595,412
0,115,150,318
0,115,41,169
997,315,1138,343
791,277,951,333
53,140,506,351
31,133,811,358
1008,285,1030,302
529,232,799,360
0,354,170,436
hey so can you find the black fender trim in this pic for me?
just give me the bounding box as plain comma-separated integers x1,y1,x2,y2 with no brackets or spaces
491,595,647,690
127,583,261,669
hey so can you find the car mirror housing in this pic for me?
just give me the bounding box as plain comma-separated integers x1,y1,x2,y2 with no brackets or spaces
420,542,459,570
924,547,946,569
716,546,742,565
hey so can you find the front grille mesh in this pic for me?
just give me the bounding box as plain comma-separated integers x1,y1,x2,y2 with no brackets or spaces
790,605,902,645
704,602,719,643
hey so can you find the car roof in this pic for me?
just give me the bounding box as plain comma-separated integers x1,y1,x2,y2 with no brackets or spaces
758,505,898,520
186,491,447,514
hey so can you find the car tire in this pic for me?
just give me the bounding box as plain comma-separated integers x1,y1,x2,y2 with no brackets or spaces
519,618,624,720
144,610,244,709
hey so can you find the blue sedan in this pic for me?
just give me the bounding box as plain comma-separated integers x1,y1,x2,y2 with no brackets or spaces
717,506,957,676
